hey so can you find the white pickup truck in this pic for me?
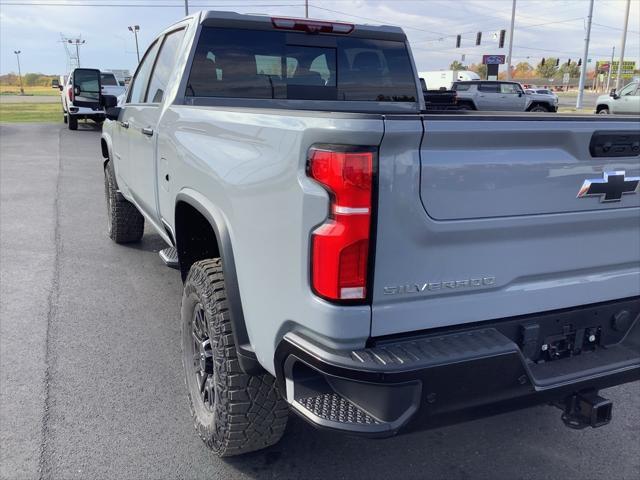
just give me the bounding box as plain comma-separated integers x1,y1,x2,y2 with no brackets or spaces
60,70,125,130
69,11,640,457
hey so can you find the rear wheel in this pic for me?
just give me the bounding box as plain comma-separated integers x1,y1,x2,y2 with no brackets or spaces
68,115,78,130
598,107,610,114
457,103,474,111
181,259,288,457
104,162,144,243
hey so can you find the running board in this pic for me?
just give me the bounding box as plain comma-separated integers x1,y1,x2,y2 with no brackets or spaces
159,247,179,269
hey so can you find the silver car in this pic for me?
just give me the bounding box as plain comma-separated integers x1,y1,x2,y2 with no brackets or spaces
596,81,640,114
454,81,558,112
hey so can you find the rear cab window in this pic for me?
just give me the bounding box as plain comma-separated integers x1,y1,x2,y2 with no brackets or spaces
185,27,417,103
100,73,118,86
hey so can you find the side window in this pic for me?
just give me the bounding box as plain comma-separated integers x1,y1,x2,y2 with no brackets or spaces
618,83,637,96
127,41,160,104
500,83,519,94
478,83,499,93
453,83,471,91
146,29,186,104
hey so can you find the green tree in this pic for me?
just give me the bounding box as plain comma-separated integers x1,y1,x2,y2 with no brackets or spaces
449,60,467,71
536,58,558,78
557,61,581,79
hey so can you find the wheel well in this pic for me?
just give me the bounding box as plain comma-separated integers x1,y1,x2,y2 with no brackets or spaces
175,201,220,281
596,104,609,112
458,100,476,109
526,101,549,111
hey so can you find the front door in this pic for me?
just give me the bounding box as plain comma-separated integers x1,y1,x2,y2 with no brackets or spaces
498,82,527,111
117,39,160,202
475,82,500,110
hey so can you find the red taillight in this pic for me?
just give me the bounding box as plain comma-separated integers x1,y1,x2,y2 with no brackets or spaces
271,17,354,34
308,147,374,301
67,86,73,102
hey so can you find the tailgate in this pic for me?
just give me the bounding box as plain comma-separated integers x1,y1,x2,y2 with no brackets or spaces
371,116,640,337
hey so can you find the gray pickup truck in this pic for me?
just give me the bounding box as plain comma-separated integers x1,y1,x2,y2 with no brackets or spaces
70,10,640,457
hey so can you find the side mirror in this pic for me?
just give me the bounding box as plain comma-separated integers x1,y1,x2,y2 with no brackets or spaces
71,68,102,108
518,92,523,97
58,85,63,91
609,88,618,99
102,95,120,120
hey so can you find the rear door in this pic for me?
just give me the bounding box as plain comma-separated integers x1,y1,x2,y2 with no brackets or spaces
475,82,500,110
371,116,640,336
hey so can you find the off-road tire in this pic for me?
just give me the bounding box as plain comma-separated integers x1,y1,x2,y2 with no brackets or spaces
181,259,288,457
104,162,144,243
597,107,610,114
457,102,474,111
68,114,78,130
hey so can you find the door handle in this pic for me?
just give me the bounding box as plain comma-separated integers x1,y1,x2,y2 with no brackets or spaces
120,121,129,129
142,127,154,137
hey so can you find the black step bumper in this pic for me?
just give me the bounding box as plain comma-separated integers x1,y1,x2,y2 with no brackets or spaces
274,297,640,436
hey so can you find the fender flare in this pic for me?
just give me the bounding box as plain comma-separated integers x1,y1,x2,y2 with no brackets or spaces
175,190,263,375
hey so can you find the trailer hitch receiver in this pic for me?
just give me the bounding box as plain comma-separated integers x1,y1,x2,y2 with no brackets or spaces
560,391,612,429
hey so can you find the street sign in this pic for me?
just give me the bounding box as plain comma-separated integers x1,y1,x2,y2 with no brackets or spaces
562,73,570,84
482,54,505,65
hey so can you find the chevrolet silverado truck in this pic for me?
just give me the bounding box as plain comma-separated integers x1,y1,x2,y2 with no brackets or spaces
72,10,640,457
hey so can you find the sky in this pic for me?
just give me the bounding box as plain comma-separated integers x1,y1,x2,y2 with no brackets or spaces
1,0,639,76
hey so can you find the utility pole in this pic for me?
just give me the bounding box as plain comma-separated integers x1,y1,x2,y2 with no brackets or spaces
184,0,188,16
68,38,85,67
614,0,631,91
506,0,516,80
605,46,615,92
128,25,140,63
13,50,24,95
576,0,594,110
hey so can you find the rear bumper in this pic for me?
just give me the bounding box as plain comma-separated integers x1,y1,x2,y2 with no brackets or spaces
274,297,640,436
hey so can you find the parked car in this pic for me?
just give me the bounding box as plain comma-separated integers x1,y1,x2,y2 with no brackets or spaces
453,80,557,111
61,70,125,130
596,81,640,114
84,10,640,457
526,87,558,102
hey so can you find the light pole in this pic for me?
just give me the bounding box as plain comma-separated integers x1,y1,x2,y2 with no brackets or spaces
68,38,85,67
128,25,140,64
605,46,615,92
305,0,309,18
614,0,631,91
13,50,24,95
184,0,189,16
576,0,594,110
506,0,516,80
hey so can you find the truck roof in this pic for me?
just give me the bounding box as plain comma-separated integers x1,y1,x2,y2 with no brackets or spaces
199,10,407,42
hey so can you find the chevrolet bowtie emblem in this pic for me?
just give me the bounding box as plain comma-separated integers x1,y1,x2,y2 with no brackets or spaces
577,171,640,202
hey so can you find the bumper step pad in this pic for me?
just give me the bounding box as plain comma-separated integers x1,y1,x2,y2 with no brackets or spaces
297,393,380,426
159,247,179,269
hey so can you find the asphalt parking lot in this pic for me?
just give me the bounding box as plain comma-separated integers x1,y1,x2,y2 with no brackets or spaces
1,122,639,480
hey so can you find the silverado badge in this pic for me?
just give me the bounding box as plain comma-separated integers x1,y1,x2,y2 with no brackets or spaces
577,171,639,202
